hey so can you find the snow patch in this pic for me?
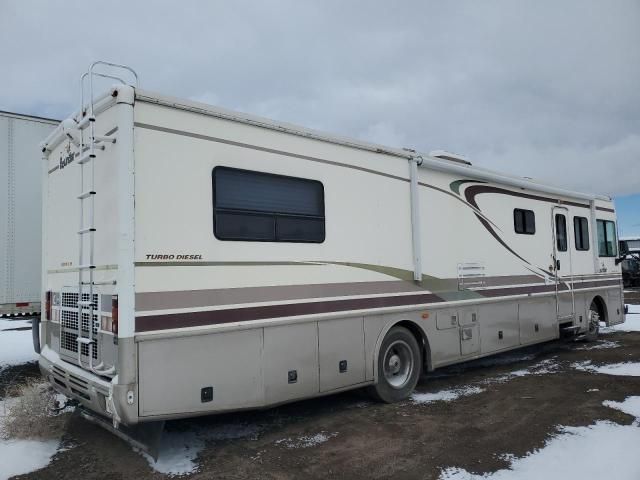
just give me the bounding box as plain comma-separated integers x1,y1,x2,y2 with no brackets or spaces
439,421,640,479
0,318,37,368
603,396,640,419
411,386,484,404
574,340,621,350
0,397,63,480
439,395,640,479
0,438,60,480
612,307,640,332
275,431,338,449
573,360,640,377
492,358,561,382
142,422,259,476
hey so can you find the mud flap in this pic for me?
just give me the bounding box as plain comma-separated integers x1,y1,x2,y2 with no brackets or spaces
32,316,40,354
78,406,165,460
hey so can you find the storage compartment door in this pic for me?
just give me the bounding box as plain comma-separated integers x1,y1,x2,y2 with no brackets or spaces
139,329,263,416
263,322,319,404
318,317,365,392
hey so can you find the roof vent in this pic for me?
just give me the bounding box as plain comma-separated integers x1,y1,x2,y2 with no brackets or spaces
429,150,471,166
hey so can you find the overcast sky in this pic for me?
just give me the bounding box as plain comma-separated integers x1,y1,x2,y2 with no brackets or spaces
2,1,639,205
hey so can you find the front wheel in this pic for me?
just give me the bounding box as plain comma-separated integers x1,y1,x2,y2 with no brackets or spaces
585,301,600,342
368,326,421,403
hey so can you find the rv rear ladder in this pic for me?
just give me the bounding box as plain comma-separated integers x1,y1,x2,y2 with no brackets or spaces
74,61,137,375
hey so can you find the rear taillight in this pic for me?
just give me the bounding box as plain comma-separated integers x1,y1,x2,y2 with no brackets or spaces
111,295,119,335
45,291,52,320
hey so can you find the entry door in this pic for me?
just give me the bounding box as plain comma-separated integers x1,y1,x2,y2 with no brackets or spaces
552,207,575,321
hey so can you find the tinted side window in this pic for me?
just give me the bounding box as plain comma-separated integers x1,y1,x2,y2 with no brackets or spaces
213,167,325,243
514,209,535,235
573,216,590,251
555,214,567,252
597,220,618,257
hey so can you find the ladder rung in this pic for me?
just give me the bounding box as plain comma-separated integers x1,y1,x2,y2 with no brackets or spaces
78,264,96,270
77,115,95,129
77,152,96,165
77,191,96,200
94,135,116,144
78,227,96,234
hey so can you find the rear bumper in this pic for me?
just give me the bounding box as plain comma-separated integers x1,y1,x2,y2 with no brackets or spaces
38,346,117,422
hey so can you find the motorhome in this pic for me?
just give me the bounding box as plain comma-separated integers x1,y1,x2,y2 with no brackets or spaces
36,63,624,450
1,110,58,316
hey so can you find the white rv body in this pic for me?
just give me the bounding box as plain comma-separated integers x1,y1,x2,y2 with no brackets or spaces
0,111,57,316
38,84,624,427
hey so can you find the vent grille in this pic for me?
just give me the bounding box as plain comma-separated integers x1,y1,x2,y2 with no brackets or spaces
58,289,100,363
61,331,98,359
62,292,97,309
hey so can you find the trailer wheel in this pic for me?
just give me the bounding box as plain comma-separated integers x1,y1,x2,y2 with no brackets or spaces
369,326,421,403
585,301,600,342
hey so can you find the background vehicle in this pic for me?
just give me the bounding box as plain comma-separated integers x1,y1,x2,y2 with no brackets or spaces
620,238,640,288
36,62,625,453
1,110,57,316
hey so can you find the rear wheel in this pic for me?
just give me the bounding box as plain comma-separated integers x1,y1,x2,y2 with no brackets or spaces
585,301,600,342
368,326,421,403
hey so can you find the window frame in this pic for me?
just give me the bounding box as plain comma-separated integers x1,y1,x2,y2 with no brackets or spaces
596,219,618,257
513,208,536,235
212,166,326,243
555,213,568,252
573,216,590,251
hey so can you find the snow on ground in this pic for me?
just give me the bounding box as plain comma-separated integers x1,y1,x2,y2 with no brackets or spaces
439,397,640,480
142,421,259,476
609,305,640,332
275,431,338,449
0,397,62,480
412,386,485,404
573,360,640,377
0,318,37,368
603,396,640,420
574,340,621,350
491,358,561,382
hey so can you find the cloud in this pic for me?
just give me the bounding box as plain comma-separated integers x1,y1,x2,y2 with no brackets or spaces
1,0,638,195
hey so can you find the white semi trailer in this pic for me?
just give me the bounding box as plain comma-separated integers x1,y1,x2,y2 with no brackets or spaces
1,111,58,316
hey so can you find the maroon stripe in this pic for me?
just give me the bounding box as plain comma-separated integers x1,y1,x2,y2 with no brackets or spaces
135,279,622,332
135,293,444,332
477,284,559,297
574,279,620,289
477,279,620,298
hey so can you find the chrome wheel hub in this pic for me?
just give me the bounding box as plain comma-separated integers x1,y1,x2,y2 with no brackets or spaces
382,340,414,389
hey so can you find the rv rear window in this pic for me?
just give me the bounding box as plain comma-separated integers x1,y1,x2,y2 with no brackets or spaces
514,209,535,235
596,219,617,257
212,167,325,243
573,216,590,251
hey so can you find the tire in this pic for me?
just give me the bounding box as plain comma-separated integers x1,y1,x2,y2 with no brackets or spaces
585,301,600,342
368,326,421,403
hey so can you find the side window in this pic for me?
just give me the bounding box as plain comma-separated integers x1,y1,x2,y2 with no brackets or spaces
597,220,618,257
212,167,325,243
514,209,535,235
555,214,567,252
573,216,590,251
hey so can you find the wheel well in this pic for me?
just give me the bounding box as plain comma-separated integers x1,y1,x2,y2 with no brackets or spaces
591,295,607,323
394,320,432,372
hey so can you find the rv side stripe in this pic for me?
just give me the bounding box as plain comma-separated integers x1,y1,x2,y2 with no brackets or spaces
134,279,620,332
135,292,444,332
134,122,409,183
